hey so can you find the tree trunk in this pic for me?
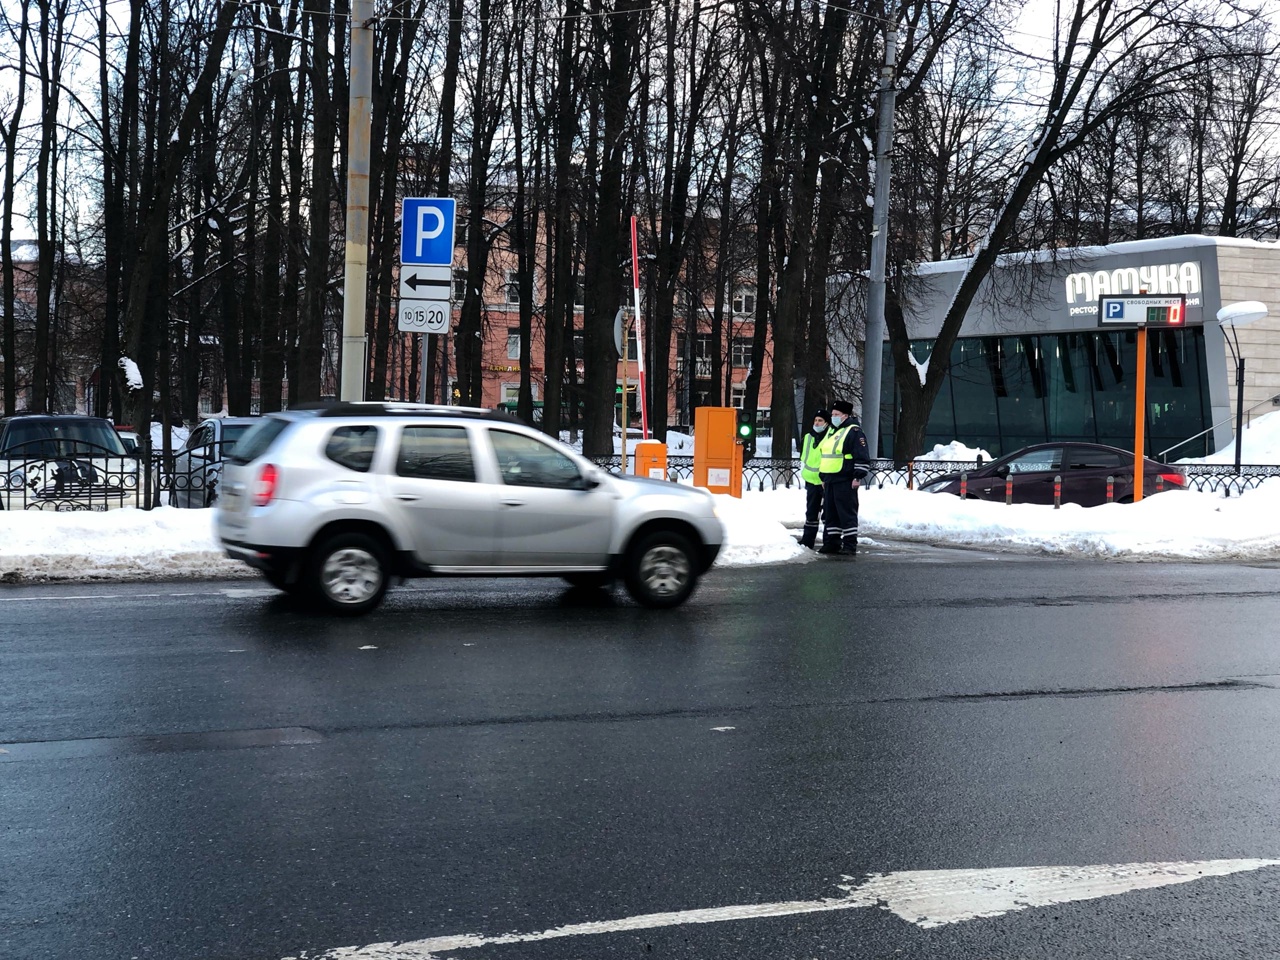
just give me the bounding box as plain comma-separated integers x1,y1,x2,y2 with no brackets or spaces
0,0,30,416
116,0,239,430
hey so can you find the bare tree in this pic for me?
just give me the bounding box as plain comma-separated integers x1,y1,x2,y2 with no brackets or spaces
886,0,1264,462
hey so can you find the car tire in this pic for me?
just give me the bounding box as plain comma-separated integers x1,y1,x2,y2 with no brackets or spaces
306,532,390,615
562,572,614,590
624,530,698,609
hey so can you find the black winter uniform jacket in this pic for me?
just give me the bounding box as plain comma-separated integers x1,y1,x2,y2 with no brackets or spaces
819,419,873,483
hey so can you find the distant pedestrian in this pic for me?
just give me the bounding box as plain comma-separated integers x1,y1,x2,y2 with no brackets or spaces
817,400,872,556
798,409,829,549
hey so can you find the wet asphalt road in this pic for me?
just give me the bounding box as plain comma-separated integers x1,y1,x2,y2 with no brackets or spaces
3,548,1280,960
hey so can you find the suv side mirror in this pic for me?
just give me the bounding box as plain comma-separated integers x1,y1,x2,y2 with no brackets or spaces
580,468,603,490
994,464,1010,478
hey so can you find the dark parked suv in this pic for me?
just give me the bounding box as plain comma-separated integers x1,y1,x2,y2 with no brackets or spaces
0,414,152,510
918,441,1187,506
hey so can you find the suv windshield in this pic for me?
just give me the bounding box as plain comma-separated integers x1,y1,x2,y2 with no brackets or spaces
227,414,307,464
0,418,127,457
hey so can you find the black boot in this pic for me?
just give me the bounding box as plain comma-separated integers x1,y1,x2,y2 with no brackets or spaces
841,535,858,556
818,541,841,554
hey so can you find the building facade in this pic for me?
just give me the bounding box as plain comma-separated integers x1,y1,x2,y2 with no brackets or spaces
872,236,1280,460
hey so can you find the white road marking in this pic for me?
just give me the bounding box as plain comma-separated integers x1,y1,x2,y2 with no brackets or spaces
359,646,378,650
220,588,278,598
710,726,736,732
283,859,1279,959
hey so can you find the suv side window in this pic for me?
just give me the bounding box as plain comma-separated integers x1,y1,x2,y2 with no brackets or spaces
326,425,380,473
489,430,582,489
397,425,475,482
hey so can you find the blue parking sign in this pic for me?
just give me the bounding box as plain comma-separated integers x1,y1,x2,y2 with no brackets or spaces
401,198,456,266
1105,301,1125,320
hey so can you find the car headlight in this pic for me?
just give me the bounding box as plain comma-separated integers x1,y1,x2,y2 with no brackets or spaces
6,469,25,489
919,479,951,493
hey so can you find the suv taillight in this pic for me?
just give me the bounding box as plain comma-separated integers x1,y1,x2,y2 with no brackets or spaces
1157,472,1186,487
253,464,279,506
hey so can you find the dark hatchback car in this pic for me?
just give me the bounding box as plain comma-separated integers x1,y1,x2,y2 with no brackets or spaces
918,441,1187,506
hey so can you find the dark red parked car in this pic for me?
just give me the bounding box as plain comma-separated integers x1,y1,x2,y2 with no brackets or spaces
918,442,1187,506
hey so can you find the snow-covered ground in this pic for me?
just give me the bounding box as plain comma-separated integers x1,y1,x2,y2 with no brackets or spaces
6,411,1280,583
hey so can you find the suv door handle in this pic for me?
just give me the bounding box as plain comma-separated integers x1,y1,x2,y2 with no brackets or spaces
396,494,420,501
502,498,525,507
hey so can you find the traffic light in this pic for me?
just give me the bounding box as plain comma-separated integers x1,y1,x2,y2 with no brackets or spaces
736,408,756,442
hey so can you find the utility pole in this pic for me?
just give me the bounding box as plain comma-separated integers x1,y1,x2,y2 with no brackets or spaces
860,27,897,457
340,0,374,401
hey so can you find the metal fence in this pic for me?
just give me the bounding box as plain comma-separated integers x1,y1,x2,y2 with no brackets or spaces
5,445,1278,512
0,440,237,511
590,456,1280,497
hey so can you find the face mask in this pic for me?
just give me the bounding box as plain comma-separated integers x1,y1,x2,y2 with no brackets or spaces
830,415,845,427
813,423,827,434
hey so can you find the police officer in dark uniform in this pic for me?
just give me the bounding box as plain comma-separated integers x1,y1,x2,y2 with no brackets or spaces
817,400,872,555
798,409,829,549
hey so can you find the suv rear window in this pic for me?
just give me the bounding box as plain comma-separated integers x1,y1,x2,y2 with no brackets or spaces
228,416,294,464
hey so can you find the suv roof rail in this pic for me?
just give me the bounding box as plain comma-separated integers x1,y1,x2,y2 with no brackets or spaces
290,401,521,422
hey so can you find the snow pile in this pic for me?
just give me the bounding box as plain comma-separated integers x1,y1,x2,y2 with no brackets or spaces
0,496,807,582
915,441,993,462
0,507,247,582
117,357,143,390
1178,408,1280,465
712,494,809,566
666,431,695,454
742,482,1280,561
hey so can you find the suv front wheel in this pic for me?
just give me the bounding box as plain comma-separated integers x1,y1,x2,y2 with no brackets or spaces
625,530,698,609
307,532,389,615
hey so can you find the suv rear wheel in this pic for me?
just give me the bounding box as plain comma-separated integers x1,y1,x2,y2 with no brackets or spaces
625,530,698,609
307,532,389,615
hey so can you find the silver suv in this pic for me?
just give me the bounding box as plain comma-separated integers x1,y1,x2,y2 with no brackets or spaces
215,403,723,614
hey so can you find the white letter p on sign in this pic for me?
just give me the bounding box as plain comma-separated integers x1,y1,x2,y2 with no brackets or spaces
416,206,445,256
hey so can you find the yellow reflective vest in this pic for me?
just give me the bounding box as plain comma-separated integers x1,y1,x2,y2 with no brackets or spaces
817,422,853,477
800,432,824,484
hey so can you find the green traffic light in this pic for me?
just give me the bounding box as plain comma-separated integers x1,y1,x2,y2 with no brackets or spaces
737,423,753,438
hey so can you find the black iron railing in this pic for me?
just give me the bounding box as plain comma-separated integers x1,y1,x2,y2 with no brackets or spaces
589,456,1280,497
5,445,1277,512
0,439,154,511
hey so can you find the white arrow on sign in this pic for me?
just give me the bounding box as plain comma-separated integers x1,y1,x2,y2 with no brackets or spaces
283,859,1279,959
400,265,452,301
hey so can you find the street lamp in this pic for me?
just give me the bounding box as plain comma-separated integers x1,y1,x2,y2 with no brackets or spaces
1216,300,1269,474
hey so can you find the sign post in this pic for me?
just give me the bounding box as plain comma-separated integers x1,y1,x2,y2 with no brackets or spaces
399,198,456,402
1097,294,1186,503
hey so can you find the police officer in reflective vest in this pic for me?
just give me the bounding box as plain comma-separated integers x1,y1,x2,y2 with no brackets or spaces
817,400,872,555
798,409,829,549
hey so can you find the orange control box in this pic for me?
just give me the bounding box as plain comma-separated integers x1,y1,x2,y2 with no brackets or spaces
633,441,668,481
693,406,743,498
